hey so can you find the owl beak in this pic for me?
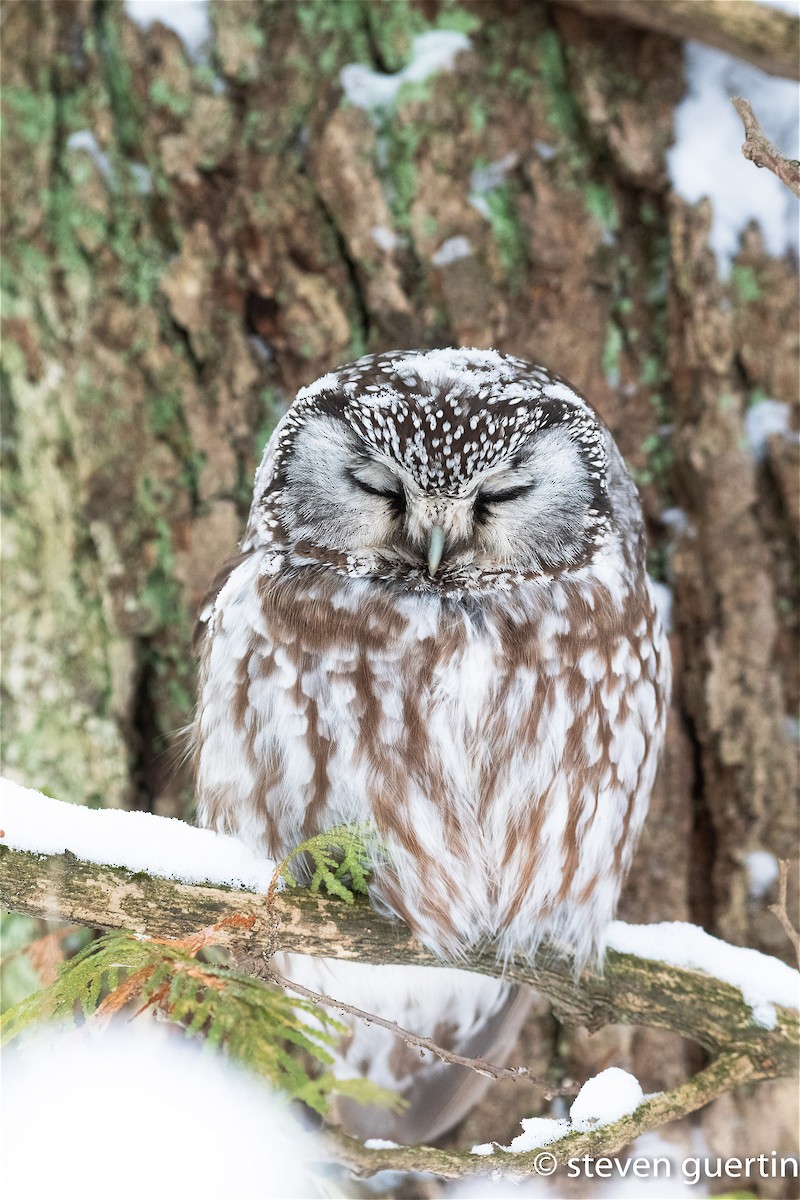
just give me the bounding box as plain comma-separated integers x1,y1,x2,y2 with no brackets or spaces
427,525,446,576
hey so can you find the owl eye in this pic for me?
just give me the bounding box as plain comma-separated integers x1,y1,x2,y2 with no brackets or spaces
347,469,407,514
474,482,534,522
481,484,534,503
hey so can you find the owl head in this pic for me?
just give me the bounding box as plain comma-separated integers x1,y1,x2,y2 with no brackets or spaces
246,349,641,590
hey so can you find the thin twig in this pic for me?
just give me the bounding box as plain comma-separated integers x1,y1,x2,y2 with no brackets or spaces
270,965,578,1099
768,860,800,969
732,97,800,198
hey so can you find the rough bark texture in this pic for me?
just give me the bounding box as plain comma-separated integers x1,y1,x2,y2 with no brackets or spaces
2,0,798,1191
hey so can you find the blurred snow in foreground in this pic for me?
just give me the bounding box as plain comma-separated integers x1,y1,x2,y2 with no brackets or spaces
668,36,799,273
1,1026,324,1200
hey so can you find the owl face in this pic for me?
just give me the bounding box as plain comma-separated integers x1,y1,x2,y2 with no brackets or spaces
251,350,620,586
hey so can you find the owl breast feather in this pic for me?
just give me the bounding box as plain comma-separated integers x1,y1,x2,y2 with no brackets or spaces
195,548,669,967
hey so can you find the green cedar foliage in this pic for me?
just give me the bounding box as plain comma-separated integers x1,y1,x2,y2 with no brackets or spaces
278,822,376,902
1,828,401,1119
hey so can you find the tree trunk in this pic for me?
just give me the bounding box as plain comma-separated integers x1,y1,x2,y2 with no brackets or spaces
2,0,797,1185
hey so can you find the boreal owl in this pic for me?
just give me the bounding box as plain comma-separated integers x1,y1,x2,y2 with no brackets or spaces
193,348,670,1142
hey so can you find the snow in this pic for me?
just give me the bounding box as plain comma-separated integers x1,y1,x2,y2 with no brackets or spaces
472,1070,644,1156
2,1025,323,1199
340,30,470,114
432,235,473,266
472,1115,571,1157
469,152,518,218
660,507,689,536
569,1068,645,1131
0,778,274,891
125,0,210,60
67,131,153,194
607,921,800,1024
364,1138,401,1150
66,131,115,185
650,581,673,636
744,398,793,461
533,140,558,161
370,225,400,252
745,850,780,900
668,41,799,273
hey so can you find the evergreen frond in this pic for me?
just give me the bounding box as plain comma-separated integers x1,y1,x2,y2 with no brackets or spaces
279,823,380,904
0,921,403,1118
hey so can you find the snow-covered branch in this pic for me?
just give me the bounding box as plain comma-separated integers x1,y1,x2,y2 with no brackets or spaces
1,780,798,1178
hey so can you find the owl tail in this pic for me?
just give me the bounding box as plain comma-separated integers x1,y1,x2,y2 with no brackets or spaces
278,954,534,1144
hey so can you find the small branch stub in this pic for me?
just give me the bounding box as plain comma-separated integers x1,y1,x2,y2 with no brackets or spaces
733,97,800,198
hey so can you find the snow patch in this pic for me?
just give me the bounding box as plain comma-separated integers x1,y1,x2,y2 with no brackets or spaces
471,1070,644,1156
471,1114,572,1156
66,130,114,184
607,920,800,1021
469,152,518,218
533,139,558,161
125,0,210,60
0,778,274,891
340,31,470,114
569,1067,645,1131
2,1026,322,1199
661,507,689,536
370,225,399,252
364,1138,401,1150
745,849,780,901
744,398,793,461
67,130,153,194
506,1116,571,1152
667,42,799,273
432,235,473,266
650,581,673,636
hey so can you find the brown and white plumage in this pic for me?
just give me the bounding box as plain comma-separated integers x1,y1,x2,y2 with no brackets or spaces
193,349,670,1140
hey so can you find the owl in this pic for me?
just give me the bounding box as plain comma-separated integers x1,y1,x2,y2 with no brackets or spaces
193,348,670,1143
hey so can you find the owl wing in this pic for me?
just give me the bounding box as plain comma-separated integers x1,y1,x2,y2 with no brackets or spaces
339,983,535,1144
281,954,534,1145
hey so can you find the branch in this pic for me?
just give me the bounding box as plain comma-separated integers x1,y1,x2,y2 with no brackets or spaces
732,97,800,198
769,859,800,968
555,0,800,81
324,1051,757,1180
2,843,797,1080
1,778,797,1181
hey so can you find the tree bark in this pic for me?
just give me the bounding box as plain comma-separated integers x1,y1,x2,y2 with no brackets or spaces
2,0,798,1178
